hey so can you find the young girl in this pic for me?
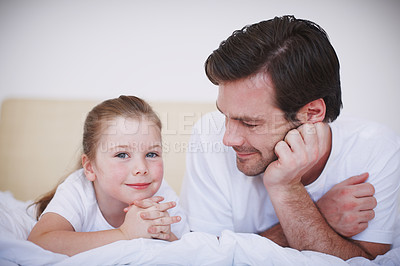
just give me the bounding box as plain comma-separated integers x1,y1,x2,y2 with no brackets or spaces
28,95,189,256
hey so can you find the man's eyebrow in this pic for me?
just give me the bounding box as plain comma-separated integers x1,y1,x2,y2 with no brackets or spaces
216,102,264,123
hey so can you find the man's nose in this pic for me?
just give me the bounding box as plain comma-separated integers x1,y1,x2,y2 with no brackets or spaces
222,119,244,147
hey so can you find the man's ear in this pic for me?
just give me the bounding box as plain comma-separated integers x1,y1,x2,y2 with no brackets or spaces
82,154,96,182
296,98,326,123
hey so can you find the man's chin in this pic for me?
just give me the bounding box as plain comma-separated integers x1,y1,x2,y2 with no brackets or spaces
236,160,266,177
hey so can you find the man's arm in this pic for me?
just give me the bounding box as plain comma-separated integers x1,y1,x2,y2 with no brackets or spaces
263,123,389,260
261,173,377,245
270,184,389,260
260,223,288,247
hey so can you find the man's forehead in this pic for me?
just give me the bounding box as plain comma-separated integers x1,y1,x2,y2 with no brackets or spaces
215,102,266,122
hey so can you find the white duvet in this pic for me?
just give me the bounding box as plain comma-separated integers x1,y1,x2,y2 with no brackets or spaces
1,191,399,266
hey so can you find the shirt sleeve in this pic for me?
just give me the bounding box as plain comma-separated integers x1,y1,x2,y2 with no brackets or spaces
179,113,234,236
42,173,86,232
352,137,400,244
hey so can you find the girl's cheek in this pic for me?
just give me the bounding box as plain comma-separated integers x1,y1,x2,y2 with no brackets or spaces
110,163,130,176
154,161,164,180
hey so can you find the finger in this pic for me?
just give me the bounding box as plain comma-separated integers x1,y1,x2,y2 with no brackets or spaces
357,222,368,233
133,196,165,208
148,225,170,234
148,201,177,212
140,210,165,220
357,196,377,211
150,232,170,240
152,215,181,226
345,222,368,237
314,122,328,153
284,129,304,152
341,173,370,186
358,210,375,222
274,140,292,164
124,204,142,213
352,182,375,198
301,123,318,148
124,205,133,213
284,126,318,167
298,123,319,159
134,196,164,207
298,123,317,143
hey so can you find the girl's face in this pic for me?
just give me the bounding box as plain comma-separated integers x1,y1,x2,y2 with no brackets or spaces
84,116,163,208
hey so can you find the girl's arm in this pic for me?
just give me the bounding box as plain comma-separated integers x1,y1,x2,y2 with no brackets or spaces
28,203,180,256
28,213,128,256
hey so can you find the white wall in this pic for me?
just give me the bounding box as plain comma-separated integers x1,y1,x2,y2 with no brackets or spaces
0,0,399,134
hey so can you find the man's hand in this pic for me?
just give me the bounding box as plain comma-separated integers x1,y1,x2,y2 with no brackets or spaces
263,123,326,189
317,173,377,237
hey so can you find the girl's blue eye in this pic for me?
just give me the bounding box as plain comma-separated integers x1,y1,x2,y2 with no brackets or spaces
116,153,129,159
146,152,158,158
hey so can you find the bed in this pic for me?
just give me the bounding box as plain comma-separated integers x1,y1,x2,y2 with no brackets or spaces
1,98,399,265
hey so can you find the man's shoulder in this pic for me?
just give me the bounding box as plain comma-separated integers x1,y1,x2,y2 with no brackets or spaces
329,115,400,171
194,111,225,133
331,115,400,146
192,111,226,142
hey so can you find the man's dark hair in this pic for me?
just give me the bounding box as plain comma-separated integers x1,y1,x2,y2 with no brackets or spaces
205,15,342,122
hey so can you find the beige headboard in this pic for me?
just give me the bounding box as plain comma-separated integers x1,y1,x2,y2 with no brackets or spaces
0,98,215,201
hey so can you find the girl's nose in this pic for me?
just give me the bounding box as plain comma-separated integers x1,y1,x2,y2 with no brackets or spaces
133,159,148,176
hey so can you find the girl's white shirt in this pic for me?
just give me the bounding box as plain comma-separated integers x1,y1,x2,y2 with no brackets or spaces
43,169,189,238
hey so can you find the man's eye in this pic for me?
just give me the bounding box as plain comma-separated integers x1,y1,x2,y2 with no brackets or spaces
146,152,158,158
242,122,257,128
116,153,129,159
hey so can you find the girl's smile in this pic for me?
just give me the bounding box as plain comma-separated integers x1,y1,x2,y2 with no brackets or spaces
83,116,164,211
126,182,152,190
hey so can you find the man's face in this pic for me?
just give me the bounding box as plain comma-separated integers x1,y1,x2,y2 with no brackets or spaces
216,72,295,176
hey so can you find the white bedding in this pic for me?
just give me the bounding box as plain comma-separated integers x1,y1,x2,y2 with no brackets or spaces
1,191,399,266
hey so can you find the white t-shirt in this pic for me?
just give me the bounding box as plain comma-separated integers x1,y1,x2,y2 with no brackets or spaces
180,111,400,244
43,169,189,238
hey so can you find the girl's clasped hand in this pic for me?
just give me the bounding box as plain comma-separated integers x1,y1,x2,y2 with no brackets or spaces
121,196,181,241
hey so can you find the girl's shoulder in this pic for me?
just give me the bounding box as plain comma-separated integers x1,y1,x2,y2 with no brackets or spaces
56,169,95,200
154,179,179,202
61,169,89,187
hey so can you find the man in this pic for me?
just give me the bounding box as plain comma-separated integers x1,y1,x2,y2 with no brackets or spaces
179,15,400,260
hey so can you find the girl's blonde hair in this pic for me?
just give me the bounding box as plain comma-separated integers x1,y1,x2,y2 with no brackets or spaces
33,95,161,219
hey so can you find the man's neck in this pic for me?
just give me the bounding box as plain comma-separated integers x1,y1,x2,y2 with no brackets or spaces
301,123,332,186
